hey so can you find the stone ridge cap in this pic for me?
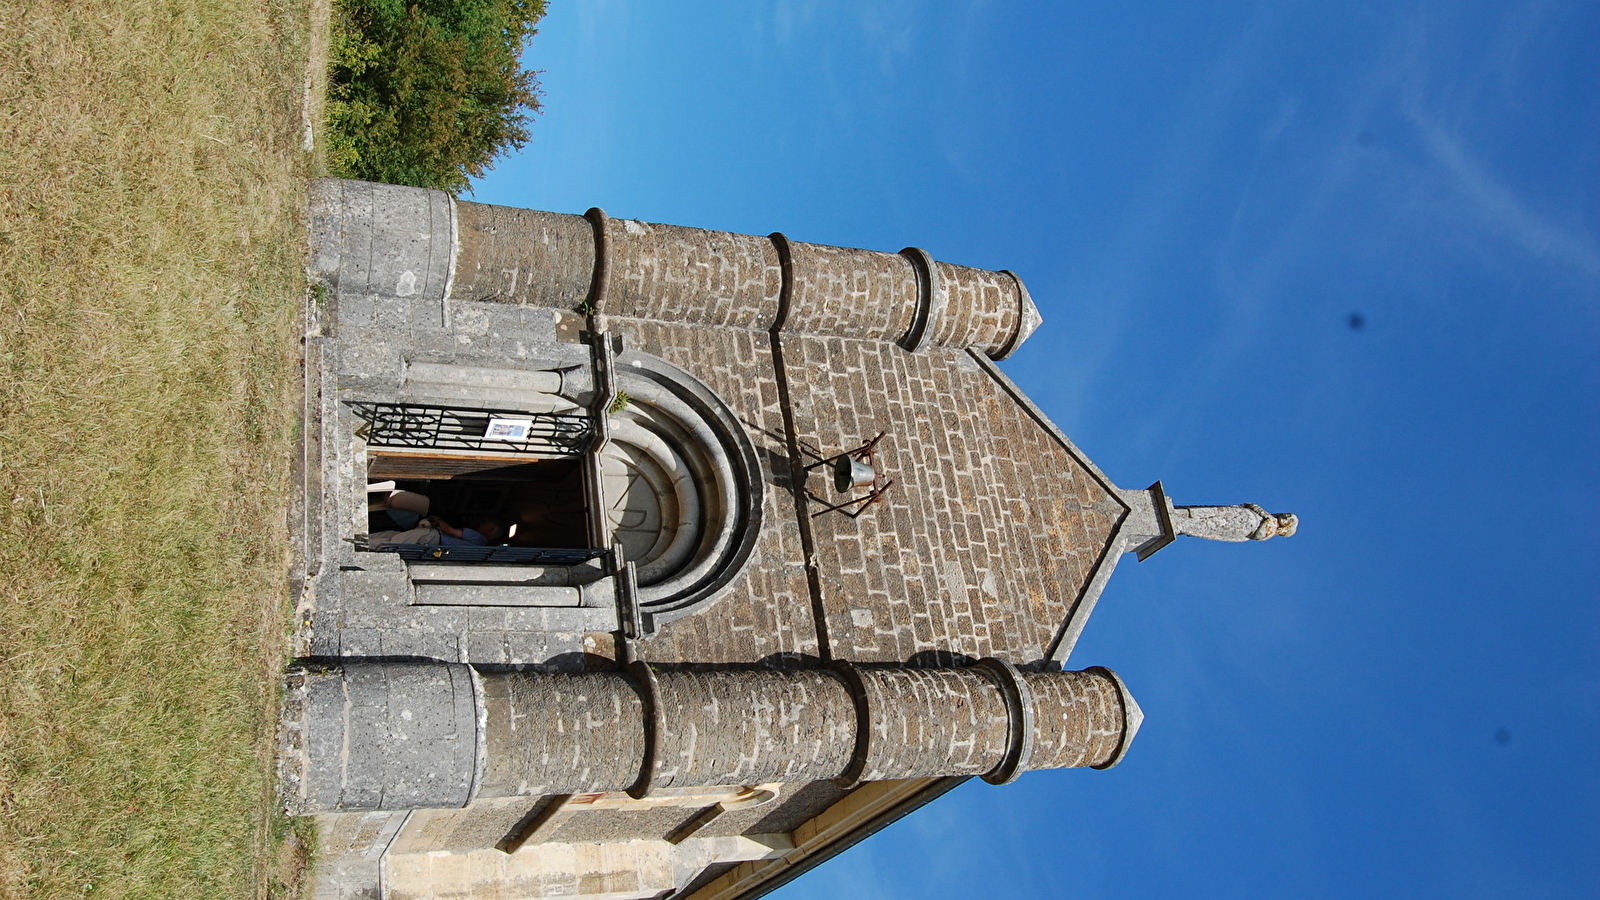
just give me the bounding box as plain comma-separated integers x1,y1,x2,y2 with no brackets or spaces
966,350,1138,667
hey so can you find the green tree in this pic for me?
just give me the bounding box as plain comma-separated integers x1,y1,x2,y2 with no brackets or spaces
326,0,545,194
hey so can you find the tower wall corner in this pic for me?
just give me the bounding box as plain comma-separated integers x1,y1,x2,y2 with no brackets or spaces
307,178,454,304
778,240,920,343
450,200,594,307
283,662,479,814
284,662,1140,814
305,179,1043,356
929,260,1026,360
1021,668,1132,771
603,219,783,329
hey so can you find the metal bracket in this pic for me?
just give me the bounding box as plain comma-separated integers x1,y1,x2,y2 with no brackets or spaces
804,432,895,520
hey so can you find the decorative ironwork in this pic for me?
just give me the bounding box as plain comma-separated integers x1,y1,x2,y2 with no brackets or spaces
372,543,608,565
349,402,594,457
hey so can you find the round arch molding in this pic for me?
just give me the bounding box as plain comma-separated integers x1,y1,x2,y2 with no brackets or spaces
600,351,764,625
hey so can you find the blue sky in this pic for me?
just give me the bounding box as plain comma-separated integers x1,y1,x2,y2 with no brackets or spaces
473,2,1599,897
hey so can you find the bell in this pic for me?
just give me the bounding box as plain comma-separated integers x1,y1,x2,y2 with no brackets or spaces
834,456,876,493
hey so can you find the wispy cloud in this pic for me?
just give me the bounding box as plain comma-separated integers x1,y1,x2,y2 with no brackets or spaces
1019,4,1286,448
758,0,918,69
1052,0,1599,471
1410,114,1600,279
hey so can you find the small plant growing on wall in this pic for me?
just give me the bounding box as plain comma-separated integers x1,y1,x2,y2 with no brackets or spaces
609,392,632,414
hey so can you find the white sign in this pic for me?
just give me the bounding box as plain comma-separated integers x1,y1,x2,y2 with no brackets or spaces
484,417,534,441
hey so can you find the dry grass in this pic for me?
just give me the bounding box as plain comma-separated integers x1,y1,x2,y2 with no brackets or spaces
0,0,318,897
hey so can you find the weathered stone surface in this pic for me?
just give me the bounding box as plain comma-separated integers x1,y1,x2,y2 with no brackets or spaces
929,261,1022,359
302,282,600,668
296,663,478,812
477,672,648,798
611,320,1124,670
290,661,1138,813
549,805,703,844
383,841,677,900
697,779,850,839
309,178,453,304
308,811,409,900
850,667,1011,781
614,320,819,666
605,218,783,329
782,241,919,343
1022,668,1129,771
452,201,594,308
783,336,1123,668
652,671,856,789
454,193,1037,355
388,797,544,855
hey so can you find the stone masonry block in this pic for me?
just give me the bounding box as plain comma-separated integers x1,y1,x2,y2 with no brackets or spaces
451,202,594,308
652,671,856,789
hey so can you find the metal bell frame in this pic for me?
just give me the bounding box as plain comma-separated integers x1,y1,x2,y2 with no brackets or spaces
803,431,896,520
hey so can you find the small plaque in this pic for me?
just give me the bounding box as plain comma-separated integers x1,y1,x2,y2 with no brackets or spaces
485,417,534,441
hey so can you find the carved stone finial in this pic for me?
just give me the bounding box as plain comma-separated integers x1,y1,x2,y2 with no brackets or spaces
1172,503,1298,542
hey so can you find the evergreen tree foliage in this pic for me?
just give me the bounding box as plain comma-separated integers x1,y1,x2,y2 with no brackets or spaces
326,0,545,194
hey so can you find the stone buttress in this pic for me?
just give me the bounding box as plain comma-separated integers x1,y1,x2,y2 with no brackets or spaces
280,661,1142,814
310,178,1042,362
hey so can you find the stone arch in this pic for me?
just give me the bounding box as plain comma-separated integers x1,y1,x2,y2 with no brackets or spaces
601,351,763,624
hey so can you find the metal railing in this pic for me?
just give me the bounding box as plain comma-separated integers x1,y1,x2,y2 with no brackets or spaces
349,402,594,457
373,543,608,565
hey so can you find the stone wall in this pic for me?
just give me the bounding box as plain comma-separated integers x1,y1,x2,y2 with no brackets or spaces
451,202,593,308
1021,667,1129,771
477,673,648,798
651,670,857,789
310,179,453,304
376,183,1043,359
929,261,1023,359
286,663,478,813
605,218,784,329
782,336,1123,668
780,241,919,344
610,319,1126,670
848,668,1011,782
611,319,821,666
305,178,1111,670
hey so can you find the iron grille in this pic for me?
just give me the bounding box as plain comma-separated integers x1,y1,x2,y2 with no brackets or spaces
350,402,594,457
380,544,608,565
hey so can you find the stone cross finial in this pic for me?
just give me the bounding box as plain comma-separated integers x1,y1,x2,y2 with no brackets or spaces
1172,503,1298,542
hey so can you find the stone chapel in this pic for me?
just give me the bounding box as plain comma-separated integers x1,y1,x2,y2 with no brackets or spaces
280,178,1297,900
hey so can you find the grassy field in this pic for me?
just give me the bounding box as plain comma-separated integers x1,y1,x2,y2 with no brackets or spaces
0,1,321,897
